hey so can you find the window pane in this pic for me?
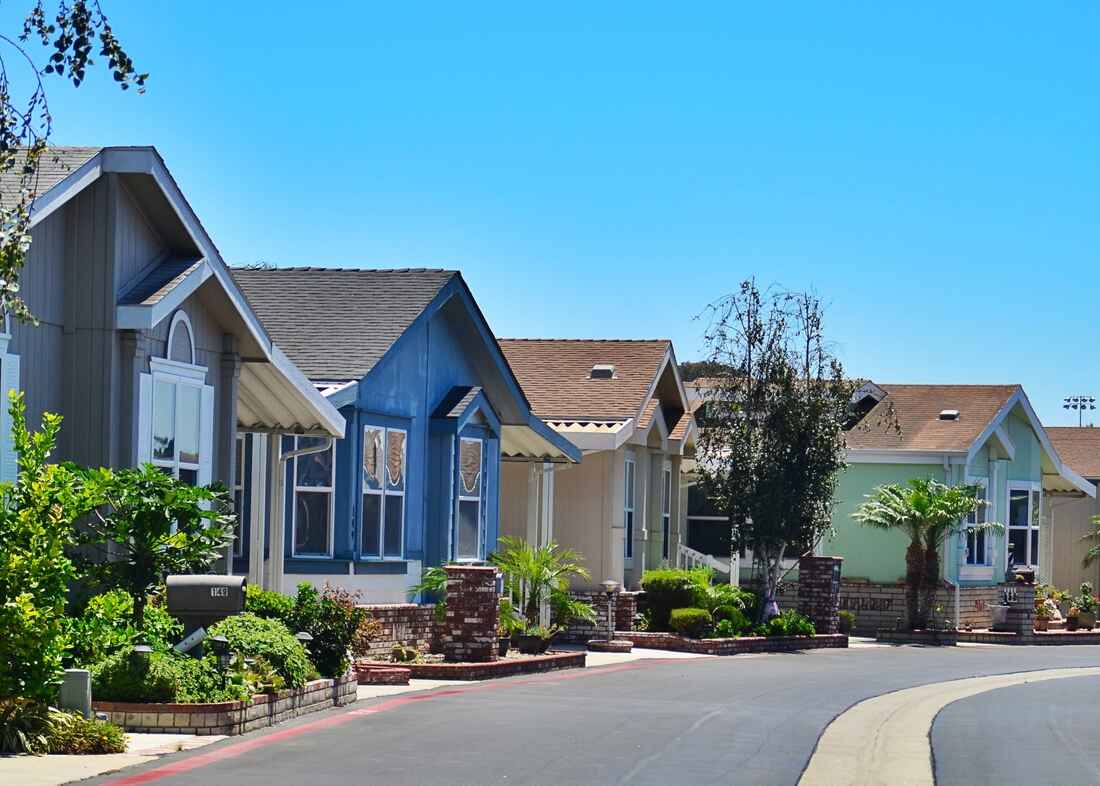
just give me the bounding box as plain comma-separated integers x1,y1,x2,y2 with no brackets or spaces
1008,529,1027,567
234,437,245,487
169,320,193,364
387,431,406,491
296,440,332,487
459,439,481,496
1030,529,1039,568
295,491,330,556
152,380,175,461
177,384,201,465
457,499,480,560
363,427,383,491
625,510,634,558
178,468,198,487
662,515,670,558
361,493,381,557
233,488,245,557
1031,490,1041,529
662,469,671,515
384,493,403,558
625,461,635,507
1009,490,1029,528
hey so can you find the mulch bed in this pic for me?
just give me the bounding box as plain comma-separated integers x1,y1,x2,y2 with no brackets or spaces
355,651,586,681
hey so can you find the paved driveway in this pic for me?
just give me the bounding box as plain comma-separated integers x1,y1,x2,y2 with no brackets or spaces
82,644,1100,786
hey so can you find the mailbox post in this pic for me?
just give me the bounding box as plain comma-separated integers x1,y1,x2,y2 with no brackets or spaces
166,575,247,639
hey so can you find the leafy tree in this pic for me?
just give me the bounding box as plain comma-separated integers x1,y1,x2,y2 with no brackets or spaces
76,465,233,629
0,2,145,322
679,360,731,382
853,478,997,629
697,280,860,620
0,392,98,702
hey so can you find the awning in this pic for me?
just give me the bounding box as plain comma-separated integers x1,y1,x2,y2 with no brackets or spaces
501,415,582,464
237,344,346,437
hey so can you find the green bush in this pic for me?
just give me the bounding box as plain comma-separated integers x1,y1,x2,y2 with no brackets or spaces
245,584,296,623
0,698,54,754
47,712,127,754
287,583,367,678
712,605,751,635
65,589,182,668
209,613,312,688
91,647,250,704
764,610,816,637
641,569,699,630
838,610,856,635
713,619,737,638
668,607,713,638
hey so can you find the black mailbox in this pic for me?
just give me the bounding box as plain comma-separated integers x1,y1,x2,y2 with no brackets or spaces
166,574,247,636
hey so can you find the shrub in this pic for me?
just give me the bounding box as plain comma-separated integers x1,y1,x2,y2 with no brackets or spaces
0,395,100,704
838,610,856,635
91,647,250,703
245,584,295,623
669,607,713,638
47,712,127,754
764,610,816,637
209,613,312,688
641,570,699,630
65,589,182,668
712,605,750,635
287,583,368,678
0,698,53,755
713,619,737,638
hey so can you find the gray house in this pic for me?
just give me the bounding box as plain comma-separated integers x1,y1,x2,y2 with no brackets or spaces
0,146,345,558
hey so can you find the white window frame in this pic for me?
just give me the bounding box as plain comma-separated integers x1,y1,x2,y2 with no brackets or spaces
149,366,205,484
624,453,636,563
661,461,672,561
454,436,484,562
960,476,992,580
290,436,336,559
1006,480,1042,571
167,310,196,365
232,434,246,558
361,424,406,560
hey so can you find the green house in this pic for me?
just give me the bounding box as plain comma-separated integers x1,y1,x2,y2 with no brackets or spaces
832,383,1094,587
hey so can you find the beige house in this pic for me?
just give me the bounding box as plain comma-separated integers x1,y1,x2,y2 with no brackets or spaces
1045,427,1100,591
498,340,695,590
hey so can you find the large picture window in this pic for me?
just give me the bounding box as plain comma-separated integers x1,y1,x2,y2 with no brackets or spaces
624,455,636,560
1007,483,1041,570
661,463,672,560
964,480,989,566
362,425,406,559
292,436,334,558
455,437,483,561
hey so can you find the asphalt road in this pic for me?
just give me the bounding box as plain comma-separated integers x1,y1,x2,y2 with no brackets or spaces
933,674,1100,786
83,644,1100,786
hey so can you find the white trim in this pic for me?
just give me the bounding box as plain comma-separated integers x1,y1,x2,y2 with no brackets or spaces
991,424,1016,461
962,476,991,569
150,356,207,383
1005,480,1042,570
361,424,407,561
624,452,637,563
851,382,887,404
454,436,484,562
290,436,336,559
636,345,691,422
116,261,213,330
660,461,672,561
167,310,196,365
847,449,967,465
28,156,103,228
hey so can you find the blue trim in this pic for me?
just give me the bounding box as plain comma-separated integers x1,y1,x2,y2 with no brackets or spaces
285,558,351,575
353,561,409,575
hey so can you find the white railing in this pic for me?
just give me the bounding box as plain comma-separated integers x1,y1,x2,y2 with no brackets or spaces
678,544,739,586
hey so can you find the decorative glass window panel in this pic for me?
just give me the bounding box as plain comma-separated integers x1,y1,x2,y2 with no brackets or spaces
362,425,406,560
387,430,406,491
455,438,483,560
363,427,383,491
460,439,482,496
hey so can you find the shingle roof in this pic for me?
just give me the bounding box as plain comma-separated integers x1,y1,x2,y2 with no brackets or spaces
119,256,202,306
847,384,1020,452
231,267,456,380
1046,427,1100,479
497,339,671,421
0,146,102,208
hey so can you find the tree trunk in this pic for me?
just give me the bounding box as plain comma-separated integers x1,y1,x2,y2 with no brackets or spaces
904,540,923,630
921,545,941,630
760,557,782,621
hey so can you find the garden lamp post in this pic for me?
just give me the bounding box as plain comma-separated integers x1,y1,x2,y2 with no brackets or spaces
295,631,314,656
601,580,618,641
208,635,231,687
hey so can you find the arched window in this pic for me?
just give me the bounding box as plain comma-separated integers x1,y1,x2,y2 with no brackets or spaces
167,311,195,365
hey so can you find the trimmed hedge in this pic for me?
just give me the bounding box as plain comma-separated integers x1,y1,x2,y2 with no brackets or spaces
208,613,313,688
641,570,698,630
91,647,250,703
669,608,713,638
712,605,751,635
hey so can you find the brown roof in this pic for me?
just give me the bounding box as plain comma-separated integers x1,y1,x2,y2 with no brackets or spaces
1046,427,1100,479
847,384,1020,452
498,339,671,421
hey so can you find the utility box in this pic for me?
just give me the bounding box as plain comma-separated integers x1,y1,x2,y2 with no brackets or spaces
166,574,247,636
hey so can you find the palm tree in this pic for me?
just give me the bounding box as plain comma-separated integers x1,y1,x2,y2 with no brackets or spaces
489,537,594,632
853,478,998,630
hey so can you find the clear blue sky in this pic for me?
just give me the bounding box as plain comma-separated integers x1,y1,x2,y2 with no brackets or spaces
7,2,1099,424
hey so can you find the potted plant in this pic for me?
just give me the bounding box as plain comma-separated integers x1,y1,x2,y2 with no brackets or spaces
515,624,555,654
1076,583,1097,629
498,598,524,656
1067,606,1081,632
1034,596,1053,632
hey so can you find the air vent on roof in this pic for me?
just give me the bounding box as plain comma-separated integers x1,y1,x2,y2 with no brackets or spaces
939,409,960,421
590,364,615,380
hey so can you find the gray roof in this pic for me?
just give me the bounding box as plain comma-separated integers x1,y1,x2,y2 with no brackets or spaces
231,267,457,380
0,146,102,208
119,256,203,305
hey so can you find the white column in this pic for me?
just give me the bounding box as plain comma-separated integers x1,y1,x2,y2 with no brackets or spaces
247,436,268,588
540,461,555,547
525,462,540,546
266,433,286,593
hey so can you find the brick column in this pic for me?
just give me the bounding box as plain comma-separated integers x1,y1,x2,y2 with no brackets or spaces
615,592,638,632
442,565,500,662
797,556,843,634
1004,584,1036,635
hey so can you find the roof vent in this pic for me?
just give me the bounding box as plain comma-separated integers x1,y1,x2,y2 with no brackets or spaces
939,409,960,421
590,364,615,380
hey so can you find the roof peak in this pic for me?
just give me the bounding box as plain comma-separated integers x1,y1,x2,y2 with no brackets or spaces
498,338,670,344
233,266,457,275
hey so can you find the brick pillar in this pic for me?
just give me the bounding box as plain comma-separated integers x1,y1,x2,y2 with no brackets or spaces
442,565,500,663
797,556,843,634
1005,584,1036,635
615,592,638,632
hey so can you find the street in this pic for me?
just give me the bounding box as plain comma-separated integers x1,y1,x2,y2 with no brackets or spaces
83,644,1100,786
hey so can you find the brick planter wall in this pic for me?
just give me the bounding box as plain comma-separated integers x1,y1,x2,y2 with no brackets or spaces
621,631,847,655
357,603,439,658
357,651,586,681
797,556,843,634
560,590,640,643
442,565,500,663
993,584,1035,634
94,673,358,736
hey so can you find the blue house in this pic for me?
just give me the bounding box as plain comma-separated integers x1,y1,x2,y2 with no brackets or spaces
230,267,581,602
